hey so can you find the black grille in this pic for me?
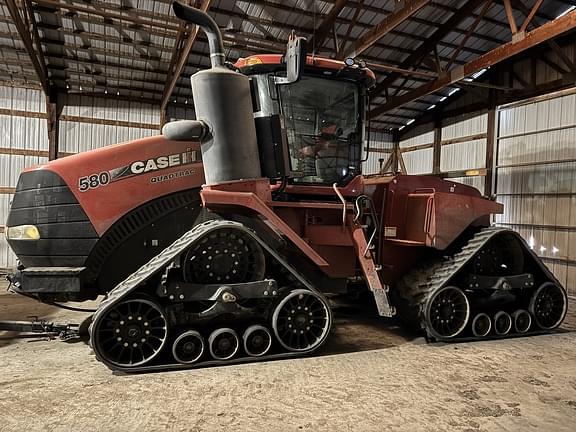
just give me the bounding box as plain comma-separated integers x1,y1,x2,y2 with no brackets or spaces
6,170,98,267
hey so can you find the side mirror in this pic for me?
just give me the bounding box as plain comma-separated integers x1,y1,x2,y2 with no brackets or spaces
285,31,307,83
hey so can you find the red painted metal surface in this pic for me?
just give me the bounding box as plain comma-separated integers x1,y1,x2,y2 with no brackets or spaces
201,174,503,284
234,54,377,81
25,135,204,235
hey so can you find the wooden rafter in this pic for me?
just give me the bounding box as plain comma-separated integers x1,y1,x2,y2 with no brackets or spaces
5,0,49,93
162,0,207,112
446,0,494,70
338,0,430,59
520,0,544,33
503,0,518,34
311,0,347,52
370,0,486,99
370,10,576,118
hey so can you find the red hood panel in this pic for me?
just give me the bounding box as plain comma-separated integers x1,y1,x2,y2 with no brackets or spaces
29,135,205,235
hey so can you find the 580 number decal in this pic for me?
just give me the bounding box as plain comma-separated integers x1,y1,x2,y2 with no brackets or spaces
79,172,110,192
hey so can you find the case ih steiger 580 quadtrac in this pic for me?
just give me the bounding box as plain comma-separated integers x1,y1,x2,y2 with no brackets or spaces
3,2,567,372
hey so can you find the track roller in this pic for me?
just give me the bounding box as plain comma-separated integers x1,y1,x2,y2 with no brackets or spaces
172,330,205,364
512,310,532,334
243,325,272,357
272,289,331,353
529,282,568,330
494,311,512,335
471,313,491,337
425,286,470,339
208,328,239,360
92,297,168,368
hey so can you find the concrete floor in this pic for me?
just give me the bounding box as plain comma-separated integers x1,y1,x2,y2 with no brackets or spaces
0,280,575,432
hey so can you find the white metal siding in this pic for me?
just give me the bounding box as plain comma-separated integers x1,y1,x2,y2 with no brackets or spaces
59,94,160,154
0,85,48,269
399,122,434,174
496,88,576,296
363,131,393,175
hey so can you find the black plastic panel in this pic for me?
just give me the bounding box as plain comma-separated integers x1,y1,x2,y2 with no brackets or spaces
6,170,98,268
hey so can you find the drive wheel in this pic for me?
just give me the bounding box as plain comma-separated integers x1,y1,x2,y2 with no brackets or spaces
272,289,331,352
182,228,265,284
529,282,567,330
93,298,168,368
425,286,470,339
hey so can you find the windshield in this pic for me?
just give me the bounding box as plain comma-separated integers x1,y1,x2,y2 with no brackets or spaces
277,77,362,184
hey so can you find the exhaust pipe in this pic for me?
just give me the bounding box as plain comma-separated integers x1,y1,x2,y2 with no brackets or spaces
512,309,532,334
208,328,240,360
172,330,205,364
170,1,262,185
471,313,491,337
243,325,272,357
172,1,224,68
494,311,512,335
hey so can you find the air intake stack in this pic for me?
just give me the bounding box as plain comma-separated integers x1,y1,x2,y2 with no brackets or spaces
171,2,261,185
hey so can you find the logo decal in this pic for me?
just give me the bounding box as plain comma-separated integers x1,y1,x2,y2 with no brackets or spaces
78,148,201,192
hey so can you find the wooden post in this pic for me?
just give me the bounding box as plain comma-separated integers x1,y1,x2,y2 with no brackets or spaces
484,77,497,197
46,91,59,160
392,129,400,173
432,115,442,175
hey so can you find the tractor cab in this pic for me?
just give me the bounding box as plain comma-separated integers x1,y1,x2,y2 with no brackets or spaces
235,54,375,187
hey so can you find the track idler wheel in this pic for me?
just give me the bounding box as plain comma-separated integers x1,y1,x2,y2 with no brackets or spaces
172,330,205,364
494,311,512,335
425,286,470,339
182,228,265,284
512,310,532,334
471,313,491,337
243,325,272,357
272,289,332,353
93,298,168,368
208,328,239,360
529,282,568,330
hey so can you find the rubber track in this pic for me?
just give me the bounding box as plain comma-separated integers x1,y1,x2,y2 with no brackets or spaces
397,226,564,342
89,219,331,373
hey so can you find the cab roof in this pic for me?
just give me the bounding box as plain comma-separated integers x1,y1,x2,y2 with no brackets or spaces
235,54,376,87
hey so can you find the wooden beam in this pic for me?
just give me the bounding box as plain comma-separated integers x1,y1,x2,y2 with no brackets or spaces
312,0,347,52
339,0,430,59
0,187,17,194
47,94,59,160
370,0,485,98
370,10,576,117
0,108,47,119
5,0,49,94
503,0,518,34
161,0,211,113
432,116,441,174
365,61,437,79
59,115,159,130
484,107,496,196
446,0,494,70
519,0,544,33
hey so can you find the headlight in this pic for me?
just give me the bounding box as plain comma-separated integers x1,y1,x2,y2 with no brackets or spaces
6,225,41,240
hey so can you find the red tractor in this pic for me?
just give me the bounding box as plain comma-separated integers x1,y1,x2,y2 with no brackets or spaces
4,2,567,372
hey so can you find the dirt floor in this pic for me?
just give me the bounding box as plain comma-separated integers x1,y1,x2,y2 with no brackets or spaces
0,280,575,432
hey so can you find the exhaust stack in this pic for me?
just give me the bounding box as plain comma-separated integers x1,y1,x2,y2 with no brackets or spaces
171,2,261,185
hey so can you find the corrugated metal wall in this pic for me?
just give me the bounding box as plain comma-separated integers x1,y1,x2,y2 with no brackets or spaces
0,85,48,269
398,113,488,193
59,94,160,154
363,130,393,174
399,122,434,174
1,89,165,270
495,88,576,296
